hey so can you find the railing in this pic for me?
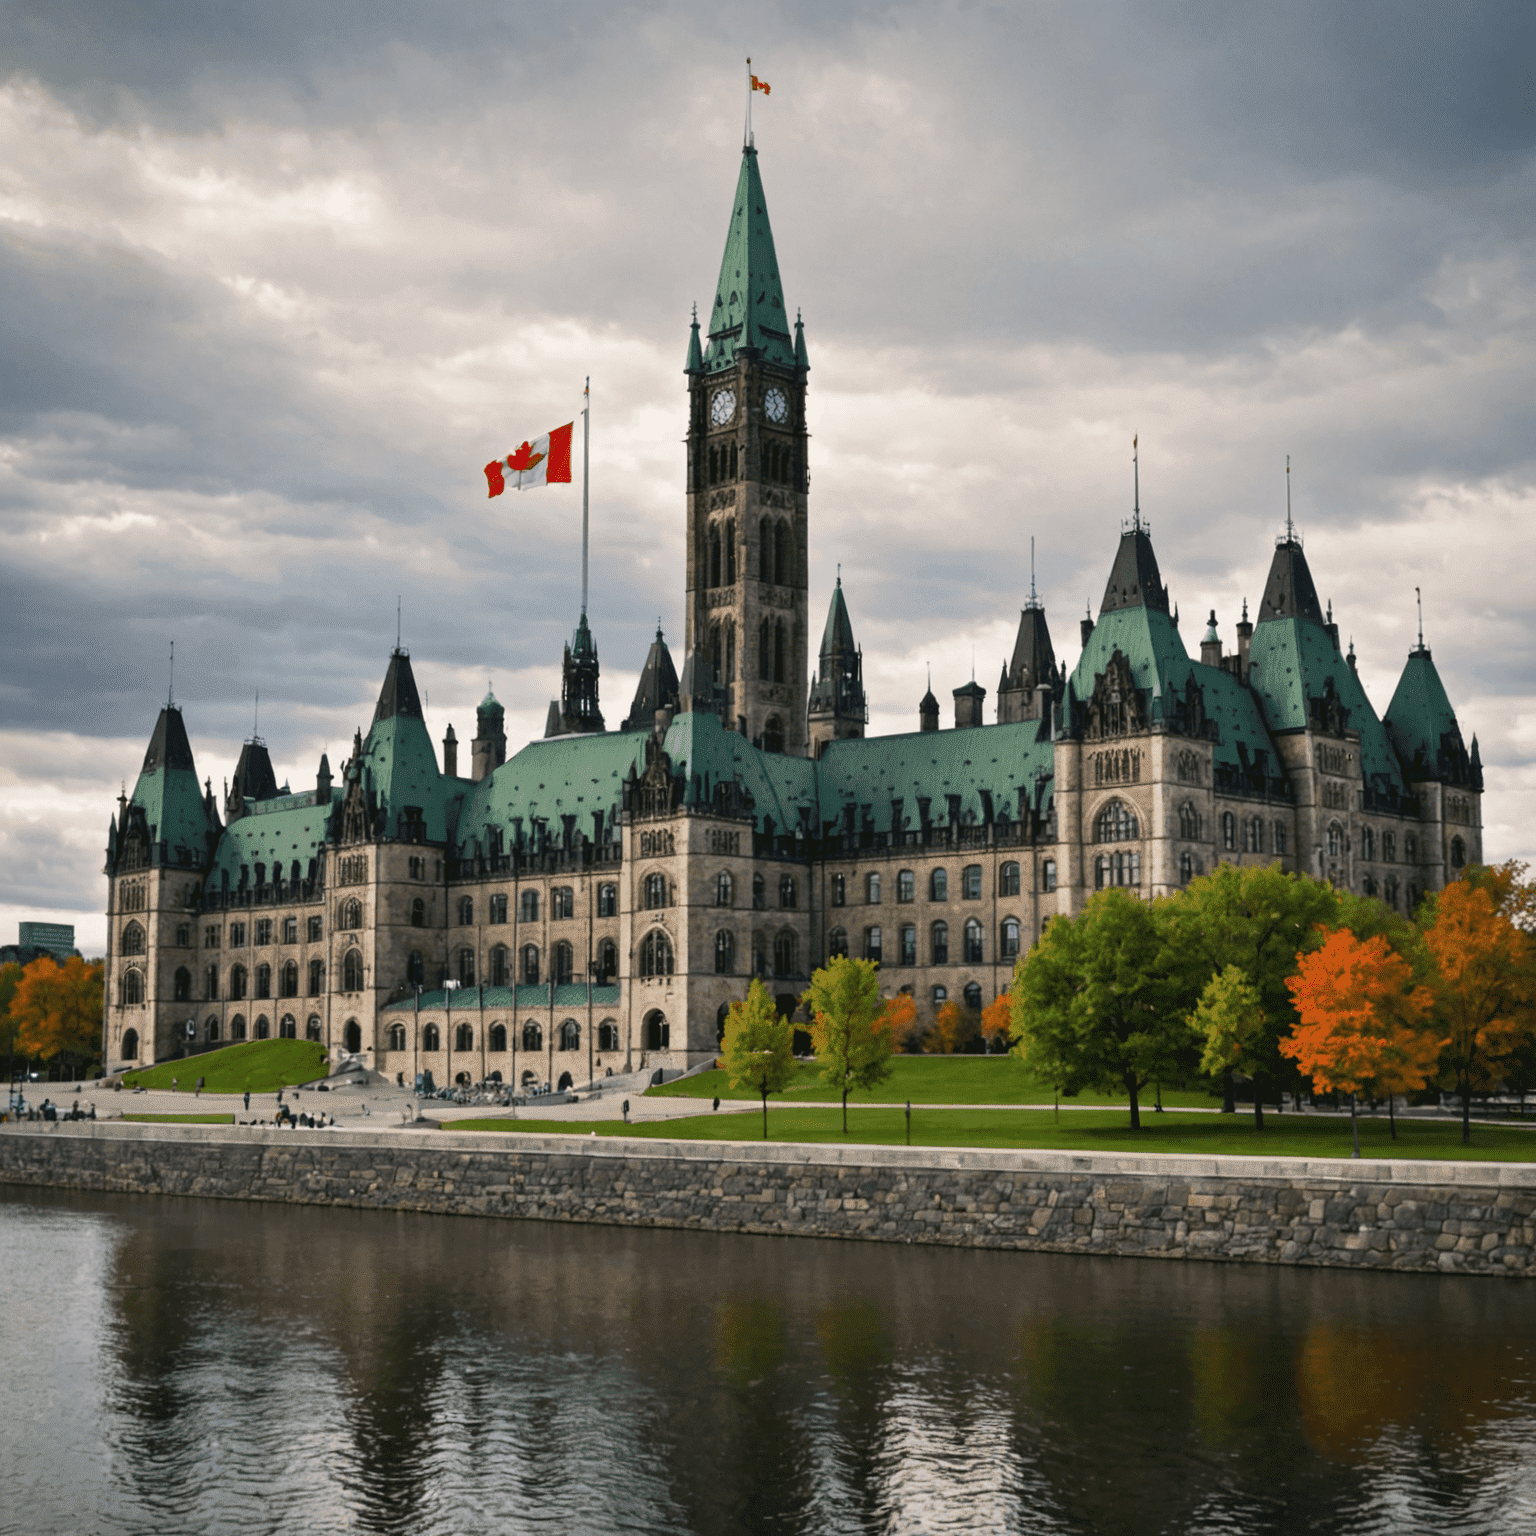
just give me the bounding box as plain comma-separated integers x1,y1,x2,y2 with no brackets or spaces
446,842,625,881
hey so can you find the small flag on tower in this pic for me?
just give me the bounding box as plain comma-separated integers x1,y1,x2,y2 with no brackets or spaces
484,421,574,497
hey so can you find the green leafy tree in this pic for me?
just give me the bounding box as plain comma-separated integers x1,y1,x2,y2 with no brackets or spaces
1010,888,1193,1130
801,956,897,1133
1193,964,1267,1107
721,978,797,1139
1164,865,1339,1126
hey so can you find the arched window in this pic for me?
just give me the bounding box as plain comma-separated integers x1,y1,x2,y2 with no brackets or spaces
559,1019,580,1051
173,966,191,1002
388,1023,407,1052
552,887,574,920
230,964,247,1000
1041,859,1057,892
864,926,882,963
764,716,784,753
1360,825,1376,862
457,948,475,986
866,872,882,904
773,620,786,683
774,930,798,978
1180,850,1194,885
255,963,272,999
774,520,790,585
644,1011,670,1050
231,1014,247,1041
752,873,766,909
724,520,736,584
930,869,948,901
598,938,618,982
716,872,734,907
306,1016,321,1041
644,871,667,909
1451,836,1466,869
121,1028,139,1059
522,1021,542,1051
931,921,950,964
489,1023,507,1052
759,516,772,581
598,883,617,917
709,525,722,588
710,624,722,682
121,969,144,1005
552,941,574,986
121,922,145,956
897,870,915,903
205,964,219,1001
1245,817,1263,854
598,1020,619,1051
344,1020,361,1054
831,874,846,907
724,621,736,681
342,949,364,992
308,959,324,995
964,918,984,964
1405,835,1418,864
1382,831,1396,863
1095,851,1143,889
779,874,797,909
490,945,509,987
639,929,674,978
1328,823,1344,859
1179,803,1200,840
489,893,508,923
1000,862,1020,897
963,865,983,900
828,927,848,959
411,898,425,927
339,898,363,930
255,1015,270,1040
456,896,472,926
899,925,917,965
1363,873,1378,897
759,618,772,679
455,1022,474,1052
280,1014,297,1039
205,1017,220,1043
1000,918,1021,959
423,1022,441,1051
715,930,736,974
520,890,539,922
1274,821,1288,856
1096,801,1139,843
963,982,983,1012
280,961,298,997
931,985,948,1008
1222,812,1236,852
522,945,540,985
1385,875,1400,909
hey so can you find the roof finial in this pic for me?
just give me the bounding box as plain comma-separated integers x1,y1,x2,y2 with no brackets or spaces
167,639,174,709
1285,454,1294,544
1132,434,1140,530
253,689,259,740
1028,535,1038,608
836,561,841,586
1416,586,1424,651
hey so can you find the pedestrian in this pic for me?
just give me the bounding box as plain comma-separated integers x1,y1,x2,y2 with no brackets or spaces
277,1088,283,1106
196,1076,204,1098
172,1076,178,1093
243,1090,250,1112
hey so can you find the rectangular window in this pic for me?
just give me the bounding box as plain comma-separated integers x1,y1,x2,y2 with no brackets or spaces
899,925,916,966
282,917,298,944
489,894,508,924
230,922,247,948
598,884,617,918
897,870,915,903
864,926,882,963
830,874,845,907
307,915,323,943
553,887,574,920
175,923,191,947
866,873,881,904
1041,859,1057,893
255,918,273,946
204,925,221,949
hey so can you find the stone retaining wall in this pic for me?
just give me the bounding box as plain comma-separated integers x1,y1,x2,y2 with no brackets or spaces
1,1122,1533,1277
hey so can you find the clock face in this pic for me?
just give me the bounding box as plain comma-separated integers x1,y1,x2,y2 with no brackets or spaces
710,388,737,427
764,387,789,424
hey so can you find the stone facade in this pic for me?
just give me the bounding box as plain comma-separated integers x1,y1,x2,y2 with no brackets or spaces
3,1123,1533,1278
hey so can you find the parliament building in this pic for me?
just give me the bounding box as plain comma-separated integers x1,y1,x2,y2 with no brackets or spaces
102,144,1485,1083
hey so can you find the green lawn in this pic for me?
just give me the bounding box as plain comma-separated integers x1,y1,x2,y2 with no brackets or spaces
122,1112,236,1125
122,1039,329,1095
647,1055,1221,1109
442,1105,1536,1161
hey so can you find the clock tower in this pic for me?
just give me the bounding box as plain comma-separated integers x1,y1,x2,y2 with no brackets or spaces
683,142,810,756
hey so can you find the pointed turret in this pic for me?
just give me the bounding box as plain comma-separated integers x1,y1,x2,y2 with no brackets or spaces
685,304,704,374
622,626,681,732
1384,641,1480,788
794,308,809,371
808,578,867,756
472,688,507,780
703,146,796,374
997,599,1058,724
1257,535,1325,626
118,704,221,871
228,738,279,810
919,678,940,733
561,612,604,734
374,647,424,723
1099,526,1170,616
315,752,333,807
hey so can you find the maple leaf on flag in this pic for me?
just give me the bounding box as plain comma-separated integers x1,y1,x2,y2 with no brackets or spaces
506,441,546,473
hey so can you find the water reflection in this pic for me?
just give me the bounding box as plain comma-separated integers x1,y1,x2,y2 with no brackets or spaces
1,1187,1534,1535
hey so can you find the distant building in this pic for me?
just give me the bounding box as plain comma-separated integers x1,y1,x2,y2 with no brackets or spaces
18,922,75,958
100,141,1483,1079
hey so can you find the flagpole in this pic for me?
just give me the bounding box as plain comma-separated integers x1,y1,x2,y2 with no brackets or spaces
745,57,752,147
581,377,590,617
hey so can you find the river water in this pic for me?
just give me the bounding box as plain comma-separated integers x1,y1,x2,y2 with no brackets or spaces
2,1188,1534,1535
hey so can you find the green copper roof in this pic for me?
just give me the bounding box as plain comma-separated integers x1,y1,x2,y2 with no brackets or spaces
1384,647,1467,784
684,307,704,374
208,791,338,888
128,706,218,861
358,713,459,843
703,146,797,374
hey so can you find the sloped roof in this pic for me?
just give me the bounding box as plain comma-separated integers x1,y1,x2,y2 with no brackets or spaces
1384,647,1469,784
358,713,458,843
1099,527,1170,615
209,791,338,887
819,580,856,661
231,739,279,802
702,146,797,374
142,705,195,773
374,648,424,724
1258,537,1325,625
129,707,217,859
621,628,680,732
1006,604,1056,689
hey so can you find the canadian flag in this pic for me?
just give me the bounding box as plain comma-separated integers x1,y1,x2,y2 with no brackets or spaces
484,421,574,497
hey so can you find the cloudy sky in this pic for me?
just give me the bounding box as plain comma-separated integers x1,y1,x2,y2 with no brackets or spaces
3,0,1533,954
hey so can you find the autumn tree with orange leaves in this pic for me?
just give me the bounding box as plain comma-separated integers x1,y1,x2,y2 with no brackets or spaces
11,955,104,1079
979,992,1014,1053
1283,929,1438,1157
1422,880,1536,1145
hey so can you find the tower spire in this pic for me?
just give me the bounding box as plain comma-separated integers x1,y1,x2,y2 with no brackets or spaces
1132,434,1140,531
1416,586,1424,651
167,639,174,709
1286,454,1294,544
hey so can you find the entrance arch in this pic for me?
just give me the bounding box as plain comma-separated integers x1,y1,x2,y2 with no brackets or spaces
121,1028,139,1060
643,1010,669,1050
344,1019,362,1054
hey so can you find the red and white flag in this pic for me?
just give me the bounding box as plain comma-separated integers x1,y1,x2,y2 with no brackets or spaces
484,421,574,497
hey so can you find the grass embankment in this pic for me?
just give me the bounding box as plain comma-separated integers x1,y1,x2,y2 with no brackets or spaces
442,1106,1536,1161
647,1055,1221,1109
122,1113,236,1125
122,1039,329,1095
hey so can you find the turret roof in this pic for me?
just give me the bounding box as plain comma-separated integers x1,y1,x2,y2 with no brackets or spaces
374,648,424,724
1384,645,1477,786
1099,526,1170,615
819,579,856,661
703,146,797,374
128,705,219,861
622,628,680,732
1257,537,1325,626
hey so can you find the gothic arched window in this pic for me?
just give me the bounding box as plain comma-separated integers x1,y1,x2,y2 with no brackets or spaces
639,929,674,978
774,520,790,585
773,620,786,683
724,520,736,584
779,874,797,909
930,868,948,901
308,958,324,995
490,1022,507,1052
1000,918,1021,959
1451,835,1466,869
759,517,772,582
773,930,798,978
411,897,425,927
1180,851,1194,885
644,871,667,909
715,929,735,974
280,961,298,997
552,941,573,986
423,1023,441,1051
716,871,733,907
598,939,617,981
121,922,145,956
490,945,508,987
1361,825,1376,862
963,918,984,964
455,1022,474,1052
1179,803,1200,840
1096,801,1139,843
339,897,363,931
458,897,474,926
121,969,144,1005
828,927,848,959
342,949,364,992
1222,812,1236,851
1245,817,1263,854
173,967,191,1002
457,948,475,986
522,945,540,985
559,1019,580,1051
1328,823,1344,859
1000,862,1021,897
598,1020,619,1051
1274,821,1288,856
709,525,721,588
306,1015,322,1041
255,964,271,999
963,982,983,1012
759,619,772,679
388,1023,407,1052
931,921,949,965
230,964,247,1001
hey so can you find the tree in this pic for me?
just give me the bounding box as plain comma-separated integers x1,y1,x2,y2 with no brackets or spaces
1421,880,1536,1145
1192,965,1267,1118
721,978,797,1139
1283,928,1438,1157
979,992,1014,1053
1163,865,1340,1127
1010,888,1193,1130
0,962,21,1082
802,956,898,1133
928,1000,979,1056
11,956,104,1079
881,991,919,1056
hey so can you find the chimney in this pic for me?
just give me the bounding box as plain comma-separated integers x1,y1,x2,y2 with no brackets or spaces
1200,610,1222,669
1034,683,1053,736
1236,598,1253,682
1080,610,1095,648
952,680,986,730
442,723,458,778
